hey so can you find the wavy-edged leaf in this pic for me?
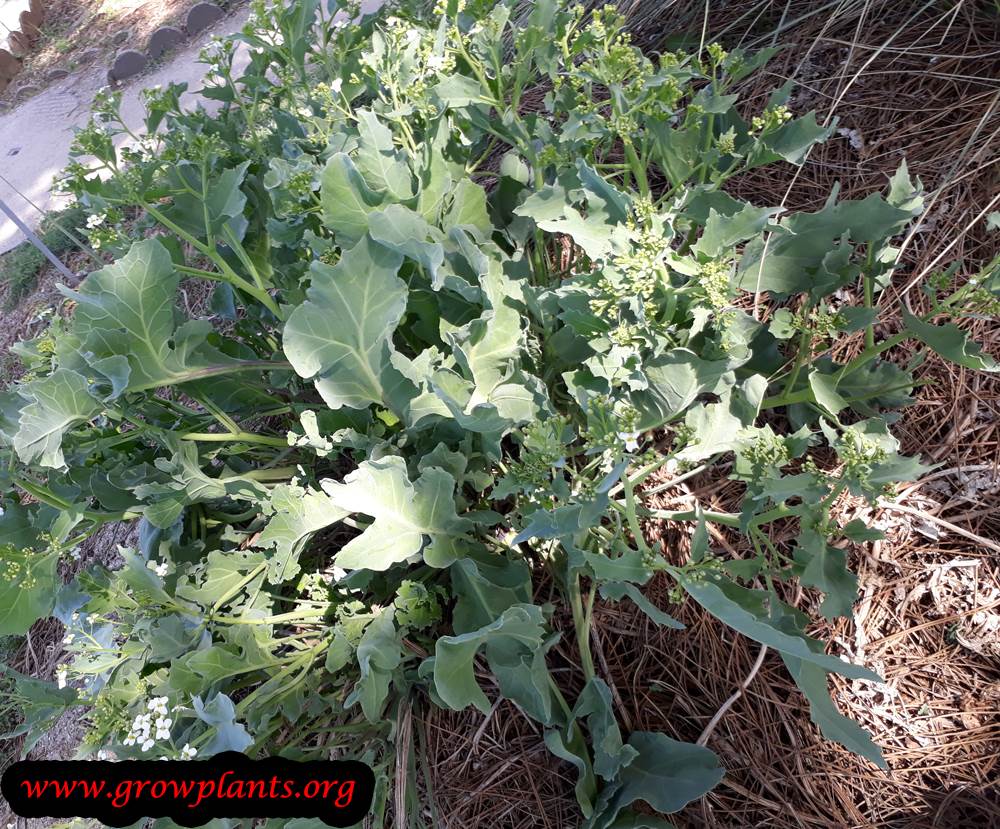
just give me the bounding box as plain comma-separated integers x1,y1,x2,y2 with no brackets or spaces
59,239,238,394
678,573,880,680
320,152,386,246
902,310,998,372
355,109,414,201
321,455,470,570
13,369,100,469
433,603,546,714
257,483,347,584
630,349,732,430
591,732,723,828
783,654,886,768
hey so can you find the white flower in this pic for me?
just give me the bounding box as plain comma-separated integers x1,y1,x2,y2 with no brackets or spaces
97,749,112,760
617,431,641,452
147,696,169,716
70,548,82,561
141,738,154,752
87,613,99,624
62,633,75,645
56,667,68,689
85,212,106,229
181,743,197,760
123,735,136,747
330,77,343,95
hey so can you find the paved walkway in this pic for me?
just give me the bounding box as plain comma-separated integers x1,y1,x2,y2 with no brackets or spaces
0,4,251,254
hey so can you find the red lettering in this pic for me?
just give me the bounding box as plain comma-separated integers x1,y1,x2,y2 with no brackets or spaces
336,780,355,808
189,780,215,808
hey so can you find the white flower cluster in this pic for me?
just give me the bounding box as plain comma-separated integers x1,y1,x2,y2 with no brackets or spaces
146,559,169,577
56,665,68,689
85,212,106,229
123,697,172,751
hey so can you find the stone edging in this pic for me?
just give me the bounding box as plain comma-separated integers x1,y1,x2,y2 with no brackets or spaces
108,2,226,85
0,1,228,109
0,0,46,101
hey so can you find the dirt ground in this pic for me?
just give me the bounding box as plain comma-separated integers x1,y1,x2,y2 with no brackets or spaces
0,0,239,108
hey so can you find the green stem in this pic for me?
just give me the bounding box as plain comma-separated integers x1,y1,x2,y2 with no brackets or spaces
127,360,291,394
862,246,876,350
179,430,288,448
624,140,649,199
568,571,596,683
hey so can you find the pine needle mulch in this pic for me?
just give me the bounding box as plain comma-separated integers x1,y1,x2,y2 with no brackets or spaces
424,2,1000,827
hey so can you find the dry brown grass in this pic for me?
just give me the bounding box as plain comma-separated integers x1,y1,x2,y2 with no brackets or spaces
425,2,1000,827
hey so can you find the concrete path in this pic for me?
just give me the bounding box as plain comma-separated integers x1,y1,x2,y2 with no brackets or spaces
0,4,251,254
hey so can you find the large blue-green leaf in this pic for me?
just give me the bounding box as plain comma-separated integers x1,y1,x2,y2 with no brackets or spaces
192,693,253,754
433,603,546,714
589,732,724,828
283,236,407,410
354,109,414,201
13,369,100,468
321,456,471,570
319,153,386,246
630,350,732,429
59,239,239,394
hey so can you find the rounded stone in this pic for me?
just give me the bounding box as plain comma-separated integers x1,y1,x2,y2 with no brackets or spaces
16,83,40,101
0,49,21,80
185,2,225,36
111,29,131,47
19,10,43,39
147,25,185,60
109,49,147,82
7,31,31,58
46,68,69,82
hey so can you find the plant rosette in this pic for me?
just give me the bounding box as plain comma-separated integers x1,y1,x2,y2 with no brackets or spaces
0,0,997,825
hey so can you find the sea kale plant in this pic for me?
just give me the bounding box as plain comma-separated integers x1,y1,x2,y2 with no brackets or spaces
1,0,997,825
